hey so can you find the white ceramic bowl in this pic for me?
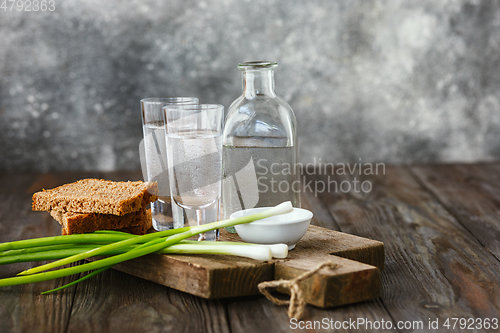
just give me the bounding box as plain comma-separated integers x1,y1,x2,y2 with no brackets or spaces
231,207,313,250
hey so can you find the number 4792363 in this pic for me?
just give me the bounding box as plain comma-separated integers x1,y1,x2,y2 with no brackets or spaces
1,0,56,11
443,318,498,330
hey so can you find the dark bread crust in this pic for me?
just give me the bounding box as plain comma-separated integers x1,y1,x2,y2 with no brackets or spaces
32,179,158,216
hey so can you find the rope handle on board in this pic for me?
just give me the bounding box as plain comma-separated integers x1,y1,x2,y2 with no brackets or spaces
258,261,340,320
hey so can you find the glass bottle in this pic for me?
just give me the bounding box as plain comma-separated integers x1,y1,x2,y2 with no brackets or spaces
222,61,300,230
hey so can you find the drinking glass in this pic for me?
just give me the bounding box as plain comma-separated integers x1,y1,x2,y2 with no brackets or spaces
140,97,199,231
164,104,224,241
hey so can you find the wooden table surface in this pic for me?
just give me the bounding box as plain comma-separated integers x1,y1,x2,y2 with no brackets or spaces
1,163,500,333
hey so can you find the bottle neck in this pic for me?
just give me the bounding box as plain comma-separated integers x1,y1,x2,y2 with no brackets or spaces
242,69,276,98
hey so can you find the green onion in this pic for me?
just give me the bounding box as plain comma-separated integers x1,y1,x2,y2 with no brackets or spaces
0,242,275,265
18,227,190,276
0,244,86,257
40,266,112,295
20,202,292,276
0,202,293,289
0,246,97,265
181,240,288,259
92,230,133,235
0,234,132,251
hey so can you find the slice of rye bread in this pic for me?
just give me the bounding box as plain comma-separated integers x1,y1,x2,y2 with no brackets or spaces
62,215,152,235
33,179,158,216
51,208,151,235
55,209,152,235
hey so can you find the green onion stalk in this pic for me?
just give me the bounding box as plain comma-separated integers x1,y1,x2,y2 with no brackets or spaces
0,202,293,291
0,242,288,265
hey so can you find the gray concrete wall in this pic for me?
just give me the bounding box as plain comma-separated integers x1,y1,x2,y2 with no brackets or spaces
1,0,499,172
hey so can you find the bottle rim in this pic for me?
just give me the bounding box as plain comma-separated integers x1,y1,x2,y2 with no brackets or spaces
238,61,278,70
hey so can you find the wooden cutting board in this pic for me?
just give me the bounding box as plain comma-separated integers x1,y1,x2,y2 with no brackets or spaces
108,225,384,308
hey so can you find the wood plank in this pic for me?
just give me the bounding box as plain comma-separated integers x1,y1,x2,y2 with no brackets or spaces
223,296,292,333
67,268,230,333
11,167,500,331
301,186,340,231
225,296,394,333
411,163,500,261
314,165,500,324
